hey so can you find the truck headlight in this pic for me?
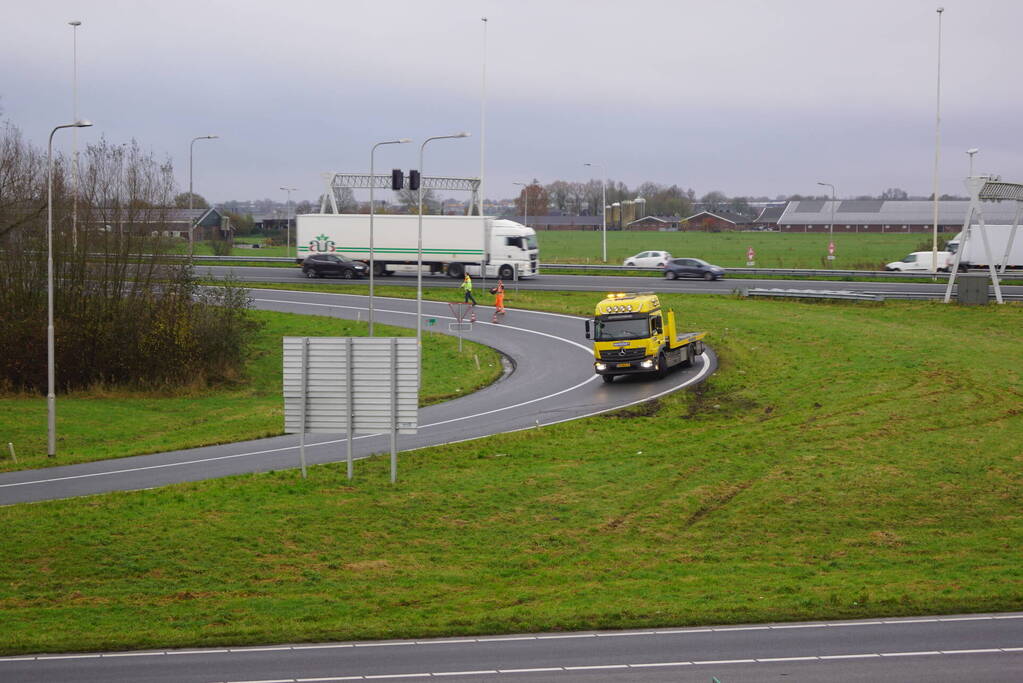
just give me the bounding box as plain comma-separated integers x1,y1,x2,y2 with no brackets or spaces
595,362,607,371
640,359,654,368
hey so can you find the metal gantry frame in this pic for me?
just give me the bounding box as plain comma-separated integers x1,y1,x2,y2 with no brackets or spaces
944,176,1023,304
319,172,481,214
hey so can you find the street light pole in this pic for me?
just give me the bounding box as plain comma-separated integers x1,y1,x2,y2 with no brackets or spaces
369,138,411,336
69,20,82,250
188,135,218,256
48,119,92,458
584,162,607,262
931,7,945,274
417,133,470,358
967,148,979,177
514,182,529,228
279,186,298,261
817,181,836,263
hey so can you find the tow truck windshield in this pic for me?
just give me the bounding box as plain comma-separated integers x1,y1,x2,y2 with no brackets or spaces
593,317,650,341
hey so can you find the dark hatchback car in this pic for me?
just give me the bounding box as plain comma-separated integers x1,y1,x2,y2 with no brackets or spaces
663,257,726,280
302,253,368,279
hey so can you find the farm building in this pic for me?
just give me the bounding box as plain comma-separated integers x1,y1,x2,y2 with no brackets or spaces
770,200,1020,233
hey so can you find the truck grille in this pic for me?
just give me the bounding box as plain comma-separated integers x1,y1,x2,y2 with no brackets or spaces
599,348,646,361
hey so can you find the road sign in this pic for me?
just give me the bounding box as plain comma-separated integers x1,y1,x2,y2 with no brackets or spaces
746,247,755,266
827,241,836,261
283,336,419,482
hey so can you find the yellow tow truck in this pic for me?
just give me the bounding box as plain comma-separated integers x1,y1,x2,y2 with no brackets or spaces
584,292,706,383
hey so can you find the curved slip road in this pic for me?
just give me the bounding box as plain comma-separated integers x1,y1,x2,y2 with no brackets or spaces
2,612,1021,682
0,289,716,505
199,265,1023,300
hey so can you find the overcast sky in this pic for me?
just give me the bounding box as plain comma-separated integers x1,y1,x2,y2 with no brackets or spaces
3,0,1021,206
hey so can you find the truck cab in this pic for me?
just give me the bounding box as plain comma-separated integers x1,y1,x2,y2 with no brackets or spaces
585,292,705,383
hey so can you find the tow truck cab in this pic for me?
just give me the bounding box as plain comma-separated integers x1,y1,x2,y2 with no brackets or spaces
584,292,706,384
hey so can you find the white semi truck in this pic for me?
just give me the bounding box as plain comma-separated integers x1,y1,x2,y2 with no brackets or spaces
946,224,1023,270
295,214,539,279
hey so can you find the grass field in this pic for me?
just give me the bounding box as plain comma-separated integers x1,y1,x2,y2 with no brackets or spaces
535,230,957,270
193,230,957,272
0,309,503,473
2,290,1021,655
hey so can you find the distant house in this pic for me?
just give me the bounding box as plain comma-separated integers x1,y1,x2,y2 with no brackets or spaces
682,210,756,232
89,207,230,240
753,203,788,229
625,216,682,231
774,200,1018,233
514,216,603,231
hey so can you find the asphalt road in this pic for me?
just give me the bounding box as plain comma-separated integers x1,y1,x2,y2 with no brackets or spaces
0,289,715,505
3,613,1020,682
199,264,1023,300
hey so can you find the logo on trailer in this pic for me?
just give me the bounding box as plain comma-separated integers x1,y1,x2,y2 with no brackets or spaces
310,234,336,253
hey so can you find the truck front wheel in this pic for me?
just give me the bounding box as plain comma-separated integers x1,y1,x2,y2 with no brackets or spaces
656,352,668,379
498,264,514,279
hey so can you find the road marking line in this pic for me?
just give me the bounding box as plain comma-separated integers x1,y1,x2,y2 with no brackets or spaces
229,647,293,652
535,634,595,640
628,661,693,667
595,631,656,637
772,623,828,629
293,644,355,650
477,636,536,642
102,651,166,657
297,677,363,682
756,656,818,662
880,651,943,657
355,642,416,648
365,674,430,679
713,626,769,632
433,670,499,676
166,649,230,655
819,653,880,659
35,654,101,660
413,639,478,646
497,667,563,673
941,649,1002,654
564,664,629,670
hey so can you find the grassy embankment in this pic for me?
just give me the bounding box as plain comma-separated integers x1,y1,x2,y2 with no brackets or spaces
2,290,1021,654
0,309,503,472
195,231,955,271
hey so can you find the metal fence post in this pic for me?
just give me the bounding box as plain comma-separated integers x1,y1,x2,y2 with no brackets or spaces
298,337,309,479
346,338,354,480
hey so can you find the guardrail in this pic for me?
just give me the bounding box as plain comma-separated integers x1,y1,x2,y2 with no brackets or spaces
173,255,1023,281
541,263,1023,281
742,288,885,302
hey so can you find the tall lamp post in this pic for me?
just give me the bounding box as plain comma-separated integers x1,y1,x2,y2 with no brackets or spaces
48,119,93,457
69,20,82,250
817,181,836,263
930,6,945,274
967,148,979,177
188,134,218,255
279,186,298,260
513,182,529,228
369,138,411,336
417,133,470,356
584,162,607,262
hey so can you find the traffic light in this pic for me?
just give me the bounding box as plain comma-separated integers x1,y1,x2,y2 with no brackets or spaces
391,169,404,190
409,169,421,191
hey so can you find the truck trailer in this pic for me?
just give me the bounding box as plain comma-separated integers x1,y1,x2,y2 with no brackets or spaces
584,292,706,383
946,224,1023,270
295,214,539,279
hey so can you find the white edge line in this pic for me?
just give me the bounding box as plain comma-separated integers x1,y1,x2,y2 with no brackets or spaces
433,670,499,676
628,661,692,667
497,668,563,673
594,631,656,637
292,644,354,650
691,658,757,665
941,649,1002,654
535,634,596,640
564,664,629,670
880,651,943,657
757,656,818,662
819,653,880,659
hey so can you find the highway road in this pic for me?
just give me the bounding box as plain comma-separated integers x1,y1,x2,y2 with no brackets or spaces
3,613,1020,682
199,264,1023,300
0,289,715,505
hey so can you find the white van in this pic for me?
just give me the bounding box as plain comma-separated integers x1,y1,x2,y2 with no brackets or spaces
884,251,951,272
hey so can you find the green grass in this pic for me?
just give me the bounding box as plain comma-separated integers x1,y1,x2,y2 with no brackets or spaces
1,292,1021,654
0,310,503,472
536,230,956,270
